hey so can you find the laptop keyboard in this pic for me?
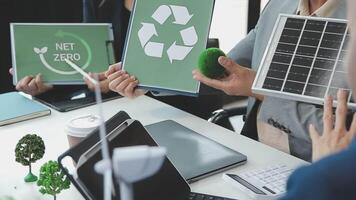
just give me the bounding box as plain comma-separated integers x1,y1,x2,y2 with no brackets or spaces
188,192,237,200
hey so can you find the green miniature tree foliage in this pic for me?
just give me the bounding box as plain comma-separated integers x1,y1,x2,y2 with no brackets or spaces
15,134,45,182
37,160,70,200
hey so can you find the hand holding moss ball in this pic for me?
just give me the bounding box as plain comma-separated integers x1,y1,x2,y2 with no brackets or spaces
198,48,226,79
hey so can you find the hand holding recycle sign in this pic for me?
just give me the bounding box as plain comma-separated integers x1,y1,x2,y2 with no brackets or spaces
138,5,198,63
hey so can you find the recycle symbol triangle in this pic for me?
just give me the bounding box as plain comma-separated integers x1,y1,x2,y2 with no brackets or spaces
138,5,198,63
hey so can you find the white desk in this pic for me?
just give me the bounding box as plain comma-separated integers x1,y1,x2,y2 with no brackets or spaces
0,95,307,199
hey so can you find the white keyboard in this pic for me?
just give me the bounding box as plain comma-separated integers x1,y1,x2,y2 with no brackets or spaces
223,164,295,200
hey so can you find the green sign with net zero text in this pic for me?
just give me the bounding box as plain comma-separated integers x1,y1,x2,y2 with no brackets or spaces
11,23,115,85
122,0,215,95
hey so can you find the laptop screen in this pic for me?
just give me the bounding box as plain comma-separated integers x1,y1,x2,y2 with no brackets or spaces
76,120,191,200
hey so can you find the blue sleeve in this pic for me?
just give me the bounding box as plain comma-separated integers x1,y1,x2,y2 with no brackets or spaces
280,165,331,200
227,29,256,68
280,139,356,200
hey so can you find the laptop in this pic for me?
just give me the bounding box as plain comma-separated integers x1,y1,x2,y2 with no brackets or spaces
60,118,237,200
146,120,247,182
34,87,121,112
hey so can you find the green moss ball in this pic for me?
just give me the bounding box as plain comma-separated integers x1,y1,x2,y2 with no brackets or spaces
198,48,226,79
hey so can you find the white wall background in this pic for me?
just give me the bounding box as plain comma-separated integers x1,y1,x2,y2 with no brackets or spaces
209,0,248,53
209,0,270,53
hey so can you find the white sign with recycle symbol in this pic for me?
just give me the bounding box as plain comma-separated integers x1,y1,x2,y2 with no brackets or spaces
138,5,198,63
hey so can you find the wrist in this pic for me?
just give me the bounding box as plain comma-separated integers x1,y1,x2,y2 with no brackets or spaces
247,70,264,100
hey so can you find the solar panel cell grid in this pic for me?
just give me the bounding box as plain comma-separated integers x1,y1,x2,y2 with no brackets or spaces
297,46,318,56
272,53,293,64
256,15,353,107
277,43,297,54
293,56,314,66
283,81,304,94
317,48,339,59
313,59,335,70
327,87,340,99
263,78,284,91
331,72,348,88
342,34,350,50
287,66,310,82
267,63,289,79
305,20,326,32
308,69,332,85
305,85,327,97
325,22,347,34
285,18,305,29
300,31,322,46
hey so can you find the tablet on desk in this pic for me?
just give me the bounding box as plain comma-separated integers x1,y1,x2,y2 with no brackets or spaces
145,120,247,182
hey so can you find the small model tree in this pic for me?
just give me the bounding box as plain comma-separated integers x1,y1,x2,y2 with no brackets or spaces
15,134,45,182
37,160,70,200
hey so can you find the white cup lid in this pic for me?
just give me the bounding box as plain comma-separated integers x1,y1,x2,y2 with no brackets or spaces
65,115,101,137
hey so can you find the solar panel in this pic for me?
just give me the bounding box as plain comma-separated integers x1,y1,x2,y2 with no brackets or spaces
252,14,355,108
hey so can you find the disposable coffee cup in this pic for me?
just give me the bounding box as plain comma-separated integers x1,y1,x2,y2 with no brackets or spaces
65,115,101,148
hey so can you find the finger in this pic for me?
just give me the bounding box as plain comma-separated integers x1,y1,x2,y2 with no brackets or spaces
116,76,135,92
109,74,130,92
83,75,91,85
18,76,34,91
99,79,110,93
309,124,320,143
35,74,48,92
218,56,242,74
40,75,52,91
335,89,348,132
35,74,44,89
9,68,14,75
105,63,122,77
125,81,139,98
89,72,107,81
97,72,107,81
107,71,124,82
349,113,356,136
323,95,334,133
84,77,95,91
28,78,38,91
192,70,225,90
16,78,26,90
83,73,95,89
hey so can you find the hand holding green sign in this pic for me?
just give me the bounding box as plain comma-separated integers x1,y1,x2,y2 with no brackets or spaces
122,0,215,95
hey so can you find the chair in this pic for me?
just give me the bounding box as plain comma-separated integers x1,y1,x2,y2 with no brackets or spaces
209,100,260,141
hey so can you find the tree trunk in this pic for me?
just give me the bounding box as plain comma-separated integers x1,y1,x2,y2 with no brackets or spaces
54,195,56,200
29,163,32,174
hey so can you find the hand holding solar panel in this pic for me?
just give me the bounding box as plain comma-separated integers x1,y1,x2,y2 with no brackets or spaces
253,15,354,108
193,56,259,98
